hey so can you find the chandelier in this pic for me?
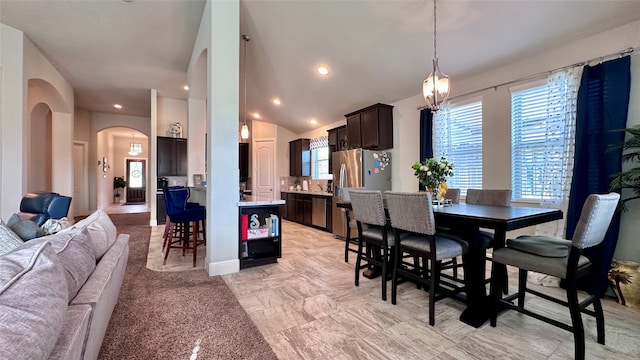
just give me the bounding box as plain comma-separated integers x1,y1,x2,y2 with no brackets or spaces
241,34,250,140
423,0,450,111
128,134,142,156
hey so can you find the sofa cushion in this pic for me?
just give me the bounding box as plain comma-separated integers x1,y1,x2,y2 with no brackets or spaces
39,228,97,301
65,210,117,260
0,240,68,360
7,213,46,241
0,223,24,256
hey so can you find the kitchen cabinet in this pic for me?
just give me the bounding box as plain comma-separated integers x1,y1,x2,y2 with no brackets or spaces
289,139,310,176
239,142,249,182
280,192,288,220
157,136,188,176
282,191,332,231
327,125,348,174
157,193,166,225
344,103,394,150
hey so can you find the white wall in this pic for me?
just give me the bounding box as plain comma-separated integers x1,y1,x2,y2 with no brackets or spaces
188,0,241,276
187,98,206,185
157,97,188,137
0,24,75,220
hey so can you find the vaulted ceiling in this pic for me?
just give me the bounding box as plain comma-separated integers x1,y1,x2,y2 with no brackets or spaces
2,0,639,134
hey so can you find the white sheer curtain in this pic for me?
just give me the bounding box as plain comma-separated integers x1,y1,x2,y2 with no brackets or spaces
535,66,583,238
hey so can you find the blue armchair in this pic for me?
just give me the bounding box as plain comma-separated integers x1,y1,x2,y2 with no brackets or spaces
18,192,72,226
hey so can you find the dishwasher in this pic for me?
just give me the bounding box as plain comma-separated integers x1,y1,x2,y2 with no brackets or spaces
312,197,327,228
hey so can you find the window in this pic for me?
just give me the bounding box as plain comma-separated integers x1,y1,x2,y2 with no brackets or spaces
433,99,483,195
511,71,578,203
311,136,332,180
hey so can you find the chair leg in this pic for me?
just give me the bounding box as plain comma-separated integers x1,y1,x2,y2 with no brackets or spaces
192,221,198,267
355,237,364,287
518,269,528,308
429,260,441,326
489,262,505,327
344,225,351,263
593,295,605,345
452,257,458,278
566,278,586,360
391,247,400,305
381,243,387,301
163,221,175,265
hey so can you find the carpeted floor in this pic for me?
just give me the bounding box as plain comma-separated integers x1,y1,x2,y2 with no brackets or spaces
99,213,277,360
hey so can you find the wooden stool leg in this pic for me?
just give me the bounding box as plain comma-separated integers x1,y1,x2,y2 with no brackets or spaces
192,221,198,267
163,221,174,265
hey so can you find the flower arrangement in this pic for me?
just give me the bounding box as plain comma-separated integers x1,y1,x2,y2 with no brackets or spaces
411,155,454,200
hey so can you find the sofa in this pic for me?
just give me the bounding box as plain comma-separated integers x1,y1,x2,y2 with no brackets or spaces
0,209,129,360
18,191,73,226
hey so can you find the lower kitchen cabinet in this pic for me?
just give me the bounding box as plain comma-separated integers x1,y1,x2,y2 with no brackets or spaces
157,193,166,225
282,192,332,232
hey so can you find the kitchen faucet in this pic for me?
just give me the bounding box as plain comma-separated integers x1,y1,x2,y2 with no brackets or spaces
317,184,323,192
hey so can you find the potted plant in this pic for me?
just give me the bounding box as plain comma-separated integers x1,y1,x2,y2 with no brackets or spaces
609,125,640,212
113,176,126,203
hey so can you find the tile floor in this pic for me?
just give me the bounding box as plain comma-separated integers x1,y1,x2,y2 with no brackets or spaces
108,203,640,360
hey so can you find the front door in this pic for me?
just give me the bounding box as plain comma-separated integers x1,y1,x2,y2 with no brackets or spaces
126,159,146,203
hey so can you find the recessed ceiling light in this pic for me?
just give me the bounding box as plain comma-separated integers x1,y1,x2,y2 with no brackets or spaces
309,118,317,124
272,98,281,105
113,104,122,109
183,85,189,91
252,113,261,119
317,66,329,76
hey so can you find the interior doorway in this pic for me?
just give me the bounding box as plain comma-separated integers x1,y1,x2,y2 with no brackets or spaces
126,159,146,204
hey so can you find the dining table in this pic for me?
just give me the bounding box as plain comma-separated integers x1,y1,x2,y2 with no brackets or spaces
337,200,563,328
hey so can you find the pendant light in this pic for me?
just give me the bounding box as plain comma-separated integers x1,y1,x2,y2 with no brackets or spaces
128,134,142,156
241,34,250,140
423,0,450,111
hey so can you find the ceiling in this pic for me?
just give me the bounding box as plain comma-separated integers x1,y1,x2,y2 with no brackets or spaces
2,0,639,134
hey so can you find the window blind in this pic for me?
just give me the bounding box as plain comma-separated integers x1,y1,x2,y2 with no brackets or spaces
511,71,578,204
433,100,483,196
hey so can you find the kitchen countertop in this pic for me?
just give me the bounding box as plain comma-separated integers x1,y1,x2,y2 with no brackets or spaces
238,195,285,207
281,190,333,197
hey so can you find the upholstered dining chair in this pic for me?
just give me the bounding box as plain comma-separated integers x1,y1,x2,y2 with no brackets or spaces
163,186,206,267
443,188,460,204
342,187,363,263
349,189,395,301
490,192,619,360
385,191,468,325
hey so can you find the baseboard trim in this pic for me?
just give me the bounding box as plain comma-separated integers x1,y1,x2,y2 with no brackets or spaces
207,259,239,276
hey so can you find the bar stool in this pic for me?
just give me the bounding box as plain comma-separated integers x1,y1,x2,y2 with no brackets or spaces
163,186,206,267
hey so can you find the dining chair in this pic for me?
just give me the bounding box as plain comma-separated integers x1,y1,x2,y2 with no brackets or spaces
342,187,363,263
385,191,468,325
349,189,395,301
490,192,619,360
443,188,460,204
163,186,206,267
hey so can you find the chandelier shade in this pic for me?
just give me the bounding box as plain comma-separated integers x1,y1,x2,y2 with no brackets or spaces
423,0,450,111
128,134,142,156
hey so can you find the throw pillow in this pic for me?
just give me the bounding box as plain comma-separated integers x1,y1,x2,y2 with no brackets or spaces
6,213,46,241
0,240,68,360
41,217,71,235
38,228,96,301
63,210,117,260
0,223,24,256
608,260,640,309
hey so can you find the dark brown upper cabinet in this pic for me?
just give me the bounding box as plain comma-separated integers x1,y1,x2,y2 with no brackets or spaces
345,103,394,150
157,136,188,176
289,138,310,177
239,142,249,182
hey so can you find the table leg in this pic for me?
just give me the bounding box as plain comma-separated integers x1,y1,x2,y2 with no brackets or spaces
459,227,507,328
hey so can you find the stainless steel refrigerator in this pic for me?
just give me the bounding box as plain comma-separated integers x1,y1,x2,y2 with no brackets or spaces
331,148,392,239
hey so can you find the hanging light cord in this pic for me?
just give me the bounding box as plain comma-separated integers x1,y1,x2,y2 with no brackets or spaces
242,35,249,127
432,0,437,61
